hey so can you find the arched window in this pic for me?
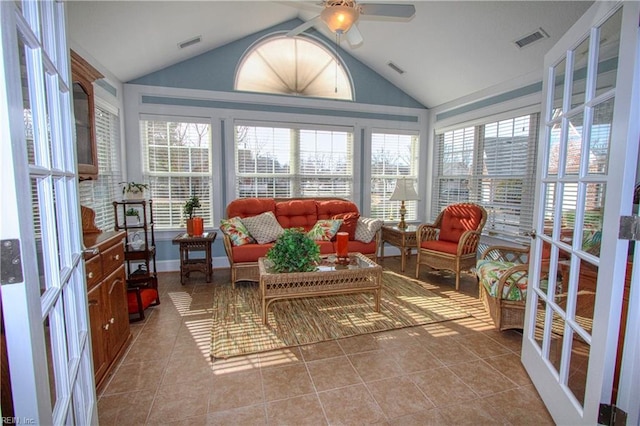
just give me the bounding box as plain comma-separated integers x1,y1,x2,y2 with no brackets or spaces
235,35,353,101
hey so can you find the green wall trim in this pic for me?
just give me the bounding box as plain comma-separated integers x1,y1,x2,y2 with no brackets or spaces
141,95,420,122
96,79,117,97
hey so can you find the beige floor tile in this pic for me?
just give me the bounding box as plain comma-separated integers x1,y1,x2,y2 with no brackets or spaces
337,333,382,354
299,340,344,362
479,386,554,425
484,353,532,386
208,369,264,412
261,363,315,401
97,390,155,426
318,384,385,425
266,394,327,425
388,344,443,374
121,338,175,365
147,381,210,424
348,350,404,382
258,347,304,369
411,367,479,407
447,359,518,397
306,356,362,391
452,332,512,358
438,400,508,425
102,360,166,395
386,408,447,426
161,353,214,387
366,376,435,419
205,404,267,426
418,335,480,366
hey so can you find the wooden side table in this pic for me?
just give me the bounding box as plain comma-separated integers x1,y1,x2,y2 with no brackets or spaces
172,232,217,285
379,225,418,272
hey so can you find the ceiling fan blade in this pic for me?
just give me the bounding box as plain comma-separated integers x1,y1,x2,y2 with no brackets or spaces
346,25,363,47
286,15,321,37
358,3,416,18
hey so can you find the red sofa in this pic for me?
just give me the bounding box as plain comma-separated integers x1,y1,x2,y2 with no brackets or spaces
221,197,380,284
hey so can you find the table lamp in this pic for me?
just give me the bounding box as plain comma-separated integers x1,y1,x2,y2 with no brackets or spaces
389,178,419,229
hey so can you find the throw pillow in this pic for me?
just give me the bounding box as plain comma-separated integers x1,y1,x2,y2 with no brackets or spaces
219,217,256,246
354,217,384,243
307,219,343,241
240,212,285,244
331,212,359,240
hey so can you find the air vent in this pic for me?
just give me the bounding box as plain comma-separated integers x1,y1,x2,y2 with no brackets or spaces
178,36,202,49
387,61,405,75
514,28,549,49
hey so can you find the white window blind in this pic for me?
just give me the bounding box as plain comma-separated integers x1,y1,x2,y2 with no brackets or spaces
140,118,212,229
434,113,539,240
235,123,353,199
78,103,121,231
370,132,420,222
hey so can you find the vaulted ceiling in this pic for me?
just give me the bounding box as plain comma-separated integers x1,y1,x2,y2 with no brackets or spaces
67,1,593,108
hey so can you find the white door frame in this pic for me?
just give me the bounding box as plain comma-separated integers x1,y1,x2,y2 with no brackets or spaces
0,1,97,424
522,1,640,424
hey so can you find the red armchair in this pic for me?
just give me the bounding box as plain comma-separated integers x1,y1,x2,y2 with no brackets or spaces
415,203,487,290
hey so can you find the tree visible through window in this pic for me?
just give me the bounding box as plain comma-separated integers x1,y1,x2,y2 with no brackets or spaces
140,119,212,228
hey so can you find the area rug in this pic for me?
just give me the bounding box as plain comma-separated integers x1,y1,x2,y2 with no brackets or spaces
210,270,471,359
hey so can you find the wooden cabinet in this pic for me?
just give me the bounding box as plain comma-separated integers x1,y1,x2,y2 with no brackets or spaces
83,231,131,389
71,50,103,181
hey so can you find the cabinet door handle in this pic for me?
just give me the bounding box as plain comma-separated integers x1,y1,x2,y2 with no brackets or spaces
113,254,120,260
103,323,110,330
87,271,94,279
110,317,115,324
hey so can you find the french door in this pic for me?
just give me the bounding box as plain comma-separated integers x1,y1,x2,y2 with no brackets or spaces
0,1,96,424
522,1,640,424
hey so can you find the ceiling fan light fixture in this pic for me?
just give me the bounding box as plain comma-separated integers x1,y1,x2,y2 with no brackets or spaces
321,5,360,34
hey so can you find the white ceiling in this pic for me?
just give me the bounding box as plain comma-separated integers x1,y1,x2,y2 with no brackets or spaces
67,1,593,108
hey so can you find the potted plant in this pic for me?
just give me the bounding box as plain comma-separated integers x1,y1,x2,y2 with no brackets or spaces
120,181,149,200
183,195,203,236
266,228,320,273
125,207,140,226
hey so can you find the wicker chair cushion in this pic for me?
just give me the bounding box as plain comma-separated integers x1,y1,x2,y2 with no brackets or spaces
275,199,318,230
231,243,273,262
316,200,359,218
476,259,527,301
439,205,484,243
220,216,256,246
344,239,376,254
307,219,343,241
420,239,459,255
127,288,159,314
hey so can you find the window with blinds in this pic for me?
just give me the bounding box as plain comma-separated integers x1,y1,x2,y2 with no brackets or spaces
78,103,121,231
434,113,539,240
235,123,353,199
140,118,212,229
370,132,420,221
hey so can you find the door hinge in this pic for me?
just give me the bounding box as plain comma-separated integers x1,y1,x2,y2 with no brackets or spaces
1,239,23,285
599,403,628,426
619,216,640,240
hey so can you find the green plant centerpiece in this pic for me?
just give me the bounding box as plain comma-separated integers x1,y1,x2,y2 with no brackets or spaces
266,228,321,273
120,181,149,200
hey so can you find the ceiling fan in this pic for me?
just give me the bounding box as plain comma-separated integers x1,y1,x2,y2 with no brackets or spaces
286,0,416,47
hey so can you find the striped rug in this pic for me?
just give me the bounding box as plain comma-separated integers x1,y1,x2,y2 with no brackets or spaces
210,270,470,359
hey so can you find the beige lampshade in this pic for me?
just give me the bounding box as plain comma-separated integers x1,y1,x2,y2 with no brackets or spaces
389,178,419,201
320,5,359,34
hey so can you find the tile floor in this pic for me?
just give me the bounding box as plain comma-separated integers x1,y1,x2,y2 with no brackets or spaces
97,257,553,425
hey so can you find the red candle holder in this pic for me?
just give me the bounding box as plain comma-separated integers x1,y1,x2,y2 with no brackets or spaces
336,232,349,265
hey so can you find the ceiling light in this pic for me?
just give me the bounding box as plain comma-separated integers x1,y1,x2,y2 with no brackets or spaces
320,4,360,34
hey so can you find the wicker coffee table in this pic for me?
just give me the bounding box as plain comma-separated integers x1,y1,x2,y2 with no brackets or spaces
258,253,383,325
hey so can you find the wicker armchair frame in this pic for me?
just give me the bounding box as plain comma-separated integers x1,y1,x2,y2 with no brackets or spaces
415,203,487,290
477,245,530,331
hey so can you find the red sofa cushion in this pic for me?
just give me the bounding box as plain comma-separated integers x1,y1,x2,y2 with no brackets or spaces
421,240,459,255
316,241,335,255
439,205,484,243
227,198,276,219
275,199,318,231
331,212,359,240
316,200,359,219
345,240,376,255
232,244,273,263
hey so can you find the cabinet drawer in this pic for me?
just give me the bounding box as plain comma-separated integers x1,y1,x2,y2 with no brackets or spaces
101,243,125,275
85,255,102,288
